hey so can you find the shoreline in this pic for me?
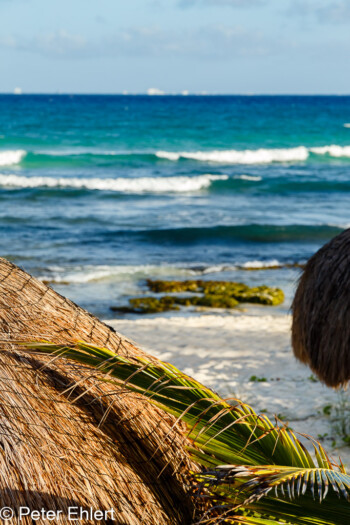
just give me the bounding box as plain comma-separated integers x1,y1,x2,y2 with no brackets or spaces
106,312,350,465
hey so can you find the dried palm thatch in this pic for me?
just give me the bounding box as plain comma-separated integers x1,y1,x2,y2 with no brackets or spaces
0,257,199,524
292,228,350,388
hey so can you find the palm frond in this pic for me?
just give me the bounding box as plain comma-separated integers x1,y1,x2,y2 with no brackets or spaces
24,341,350,525
24,341,335,468
201,464,350,503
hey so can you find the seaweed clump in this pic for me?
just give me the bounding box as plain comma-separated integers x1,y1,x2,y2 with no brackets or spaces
112,296,180,314
111,279,284,314
147,279,284,305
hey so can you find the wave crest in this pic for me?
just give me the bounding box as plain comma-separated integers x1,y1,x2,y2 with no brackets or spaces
0,150,26,166
38,264,199,284
156,147,309,164
4,145,350,168
0,173,228,193
234,175,262,181
310,145,350,157
38,259,304,285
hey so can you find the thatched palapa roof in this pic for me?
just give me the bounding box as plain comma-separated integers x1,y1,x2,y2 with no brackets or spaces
292,228,350,388
0,257,199,524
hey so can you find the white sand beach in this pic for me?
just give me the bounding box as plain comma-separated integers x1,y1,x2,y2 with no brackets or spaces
106,313,350,465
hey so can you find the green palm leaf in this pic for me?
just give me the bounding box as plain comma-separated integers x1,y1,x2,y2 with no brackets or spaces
24,341,320,468
199,464,350,522
24,341,350,524
201,463,350,502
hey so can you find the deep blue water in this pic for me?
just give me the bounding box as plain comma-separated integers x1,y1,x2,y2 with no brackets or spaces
1,94,349,317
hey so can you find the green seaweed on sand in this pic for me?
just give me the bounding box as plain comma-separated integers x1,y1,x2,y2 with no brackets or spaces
189,293,239,308
111,296,181,314
147,279,284,305
111,279,284,314
110,294,239,314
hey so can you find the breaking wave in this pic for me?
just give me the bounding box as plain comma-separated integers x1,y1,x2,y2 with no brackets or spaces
234,174,262,181
156,147,309,164
0,173,228,193
38,264,198,284
310,145,350,157
38,259,304,285
0,150,26,166
157,145,350,164
4,145,350,168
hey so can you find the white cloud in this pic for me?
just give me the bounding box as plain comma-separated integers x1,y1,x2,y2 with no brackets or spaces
1,30,89,58
288,0,350,23
0,25,276,60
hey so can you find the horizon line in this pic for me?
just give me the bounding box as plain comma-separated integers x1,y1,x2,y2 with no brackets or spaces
2,92,350,97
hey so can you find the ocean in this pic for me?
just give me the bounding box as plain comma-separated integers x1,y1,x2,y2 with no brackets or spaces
1,94,349,317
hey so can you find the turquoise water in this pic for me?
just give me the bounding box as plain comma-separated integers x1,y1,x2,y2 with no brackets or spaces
1,95,350,317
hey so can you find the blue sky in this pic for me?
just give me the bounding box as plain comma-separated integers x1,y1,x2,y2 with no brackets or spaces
1,0,350,94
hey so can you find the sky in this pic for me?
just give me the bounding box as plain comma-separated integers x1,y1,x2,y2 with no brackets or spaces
1,0,350,94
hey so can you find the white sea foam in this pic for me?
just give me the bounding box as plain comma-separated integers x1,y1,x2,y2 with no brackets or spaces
36,148,122,156
39,259,298,286
235,175,262,181
38,264,198,284
310,145,350,157
199,260,302,272
156,151,180,161
156,147,309,164
0,150,26,166
190,264,236,275
344,123,350,128
239,259,283,269
40,267,119,284
0,173,228,193
326,222,350,230
197,260,301,272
